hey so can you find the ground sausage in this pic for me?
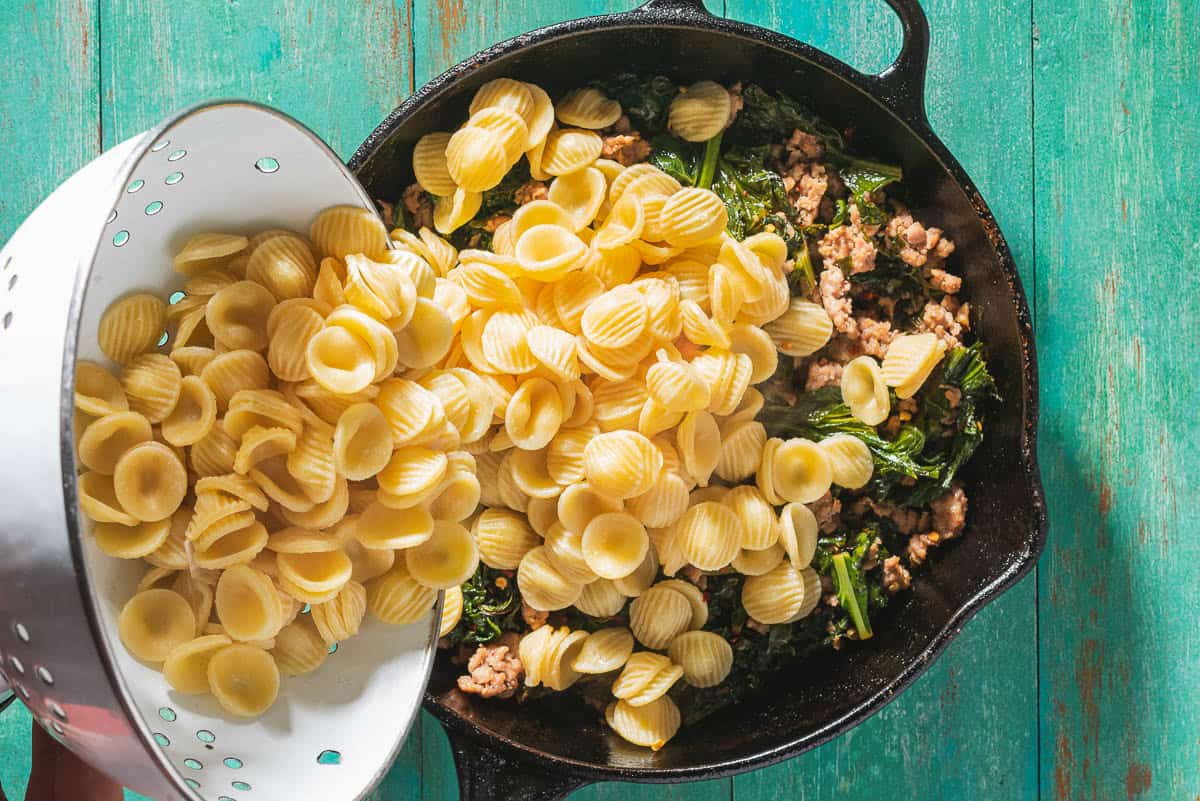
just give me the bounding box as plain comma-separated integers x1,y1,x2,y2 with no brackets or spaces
856,316,894,358
882,556,912,593
886,211,957,269
521,601,548,630
784,127,825,162
514,180,548,206
931,485,968,539
457,635,524,699
601,120,652,167
805,359,844,392
783,162,828,226
919,300,963,350
808,491,843,534
819,219,876,275
819,266,858,337
402,182,434,231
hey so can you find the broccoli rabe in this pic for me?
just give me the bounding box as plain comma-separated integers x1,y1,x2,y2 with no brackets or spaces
446,565,523,645
589,73,676,135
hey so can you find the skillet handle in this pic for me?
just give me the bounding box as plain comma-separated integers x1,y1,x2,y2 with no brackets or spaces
635,0,715,16
444,726,590,801
872,0,931,124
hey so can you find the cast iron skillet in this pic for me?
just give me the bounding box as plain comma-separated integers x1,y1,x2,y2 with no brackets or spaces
349,1,1047,797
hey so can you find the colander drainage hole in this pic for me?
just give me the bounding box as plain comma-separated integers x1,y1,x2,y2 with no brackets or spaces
35,665,52,685
197,729,216,744
158,706,177,722
49,720,64,737
153,733,170,747
3,312,13,330
184,778,200,791
169,290,187,305
328,642,338,655
165,171,184,185
254,157,279,174
9,655,25,675
317,750,341,766
127,179,144,193
2,256,11,271
218,797,237,801
222,757,243,770
145,201,163,216
113,230,130,247
107,209,117,223
8,274,17,291
157,331,169,347
13,621,29,642
231,781,251,792
183,758,203,771
167,149,188,162
48,701,67,722
15,683,29,700
151,139,170,152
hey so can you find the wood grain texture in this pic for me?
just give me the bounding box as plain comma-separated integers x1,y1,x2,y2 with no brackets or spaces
1033,1,1200,800
725,3,1039,798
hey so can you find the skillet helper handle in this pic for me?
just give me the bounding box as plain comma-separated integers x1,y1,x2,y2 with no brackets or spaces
872,0,932,124
446,728,590,801
635,0,715,17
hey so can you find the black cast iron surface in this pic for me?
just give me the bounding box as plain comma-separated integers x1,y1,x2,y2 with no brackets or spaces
349,0,1047,797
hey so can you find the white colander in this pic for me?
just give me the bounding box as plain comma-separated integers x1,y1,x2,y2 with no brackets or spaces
0,100,438,801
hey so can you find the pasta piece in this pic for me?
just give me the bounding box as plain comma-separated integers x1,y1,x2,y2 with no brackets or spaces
881,332,948,398
668,80,731,141
366,563,438,624
556,87,622,129
629,584,692,649
207,644,280,718
741,562,820,624
771,438,833,504
764,299,834,357
520,626,588,691
482,307,538,375
77,411,152,474
717,234,768,301
572,627,633,673
472,506,540,568
645,357,710,413
581,512,648,580
508,447,560,499
215,565,283,642
557,481,623,535
540,128,603,176
819,434,874,489
356,501,435,550
98,293,167,365
378,446,448,500
731,543,785,576
143,507,191,568
454,260,521,308
445,126,508,191
121,354,182,423
714,420,766,482
626,471,689,529
517,545,582,611
543,522,598,584
333,402,393,480
428,464,482,523
310,205,389,260
113,442,187,522
310,580,367,643
171,571,216,630
305,325,376,395
433,187,484,235
470,77,534,120
582,430,662,500
505,377,564,450
245,235,318,301
841,355,890,425
272,616,328,676
405,521,479,589
668,631,733,688
573,579,627,619
526,325,580,383
278,475,349,530
778,502,819,570
345,253,418,329
612,651,683,706
674,501,741,571
161,375,217,446
224,388,303,439
412,131,456,196
655,578,708,629
737,263,791,326
690,350,753,417
276,549,353,604
722,485,778,551
592,378,648,431
376,378,439,445
93,518,171,559
548,167,606,230
75,361,128,415
325,305,399,382
267,526,343,553
593,193,645,250
287,425,338,504
173,233,249,276
192,520,269,574
581,285,648,349
727,323,778,385
194,473,268,511
679,299,731,349
249,456,314,512
524,496,558,538
657,186,727,247
676,410,721,488
439,585,464,637
605,696,680,751
117,588,197,663
200,349,270,410
585,243,641,289
515,224,587,282
163,634,232,694
756,436,784,505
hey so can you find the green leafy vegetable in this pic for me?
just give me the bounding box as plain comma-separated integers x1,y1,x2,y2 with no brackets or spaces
697,131,724,190
849,256,931,329
838,158,903,227
727,83,845,151
478,160,531,217
446,565,523,645
649,134,701,185
832,553,872,639
589,73,676,135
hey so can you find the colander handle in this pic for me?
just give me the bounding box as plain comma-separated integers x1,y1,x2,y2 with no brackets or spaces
447,728,589,801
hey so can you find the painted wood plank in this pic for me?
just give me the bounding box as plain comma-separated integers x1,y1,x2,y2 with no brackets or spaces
0,0,97,796
723,1,1040,799
1033,1,1200,800
98,0,413,158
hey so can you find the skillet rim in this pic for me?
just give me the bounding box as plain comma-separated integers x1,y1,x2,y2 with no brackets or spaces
348,2,1048,783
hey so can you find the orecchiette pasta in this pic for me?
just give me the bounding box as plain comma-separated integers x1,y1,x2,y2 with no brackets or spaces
841,355,891,425
668,631,733,688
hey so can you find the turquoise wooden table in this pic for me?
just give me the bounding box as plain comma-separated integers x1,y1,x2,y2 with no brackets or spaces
1,0,1196,798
